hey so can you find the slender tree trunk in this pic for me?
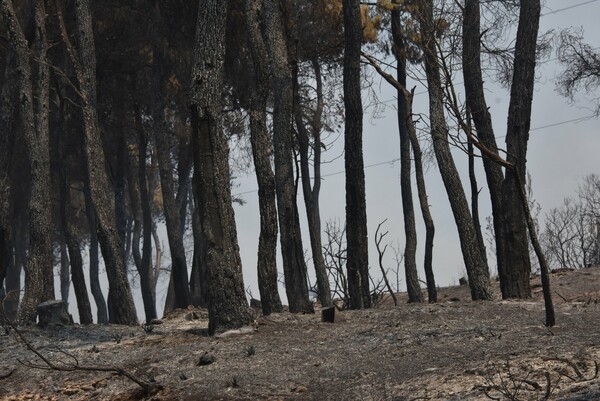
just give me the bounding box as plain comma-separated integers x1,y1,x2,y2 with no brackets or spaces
190,0,254,335
392,8,424,303
189,189,207,308
468,140,487,263
55,0,138,324
2,0,55,323
0,43,15,294
134,107,158,323
58,136,93,324
407,113,437,302
462,0,509,296
418,0,492,300
343,0,371,309
151,7,191,311
262,0,313,313
83,180,108,324
500,0,541,298
59,237,70,303
246,0,284,315
293,59,333,308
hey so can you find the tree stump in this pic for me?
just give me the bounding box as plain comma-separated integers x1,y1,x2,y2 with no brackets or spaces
321,306,345,323
37,300,73,327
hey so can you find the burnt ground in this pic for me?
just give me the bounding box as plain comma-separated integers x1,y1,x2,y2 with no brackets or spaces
2,267,600,401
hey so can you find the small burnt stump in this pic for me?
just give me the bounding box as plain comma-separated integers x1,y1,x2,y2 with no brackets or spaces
321,306,345,323
37,300,73,328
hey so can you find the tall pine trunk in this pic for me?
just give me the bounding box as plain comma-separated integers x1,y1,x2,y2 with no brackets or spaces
418,0,492,300
500,0,541,298
58,128,93,324
392,8,424,303
246,0,284,316
462,0,509,296
2,0,55,323
190,0,254,335
55,0,138,324
293,59,333,308
134,107,158,323
262,0,313,313
343,0,371,309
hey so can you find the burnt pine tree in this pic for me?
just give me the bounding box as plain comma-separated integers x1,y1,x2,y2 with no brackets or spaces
262,0,313,313
1,0,55,323
391,6,424,303
343,0,371,309
245,0,283,316
292,58,333,308
54,0,138,324
499,0,541,298
417,0,493,300
462,0,509,297
150,3,191,312
189,0,254,335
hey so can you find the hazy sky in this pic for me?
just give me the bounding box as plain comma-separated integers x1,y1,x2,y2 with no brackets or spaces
231,0,600,304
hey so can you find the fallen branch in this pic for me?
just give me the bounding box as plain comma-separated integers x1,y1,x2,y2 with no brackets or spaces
5,316,162,395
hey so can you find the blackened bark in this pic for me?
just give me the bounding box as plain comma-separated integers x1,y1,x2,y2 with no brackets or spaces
246,0,283,315
2,0,55,323
262,0,313,313
59,238,70,303
392,8,424,303
134,109,158,323
151,9,191,311
418,0,492,300
189,190,207,308
84,180,108,324
57,0,138,324
500,0,541,298
468,141,487,264
190,0,253,334
0,46,15,293
407,111,437,302
293,59,333,308
343,0,370,309
462,0,508,296
58,138,93,324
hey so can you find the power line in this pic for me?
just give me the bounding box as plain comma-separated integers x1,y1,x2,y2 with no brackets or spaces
232,113,597,198
541,0,600,16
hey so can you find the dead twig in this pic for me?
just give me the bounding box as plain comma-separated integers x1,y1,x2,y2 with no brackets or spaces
5,317,162,395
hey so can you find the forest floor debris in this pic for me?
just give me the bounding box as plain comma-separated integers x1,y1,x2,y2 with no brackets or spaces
2,267,600,400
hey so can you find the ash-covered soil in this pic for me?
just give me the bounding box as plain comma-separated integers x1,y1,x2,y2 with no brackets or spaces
2,267,600,401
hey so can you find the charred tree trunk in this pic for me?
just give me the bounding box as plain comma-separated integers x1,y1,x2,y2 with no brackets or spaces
392,8,424,303
262,0,313,313
246,0,283,316
500,0,541,299
407,112,437,303
55,0,138,324
293,58,333,308
58,131,93,324
343,0,370,309
0,42,15,294
151,8,191,311
468,141,487,263
83,178,108,324
2,0,55,323
134,107,157,323
59,236,70,303
190,0,253,335
418,0,492,300
462,0,508,296
189,189,207,308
